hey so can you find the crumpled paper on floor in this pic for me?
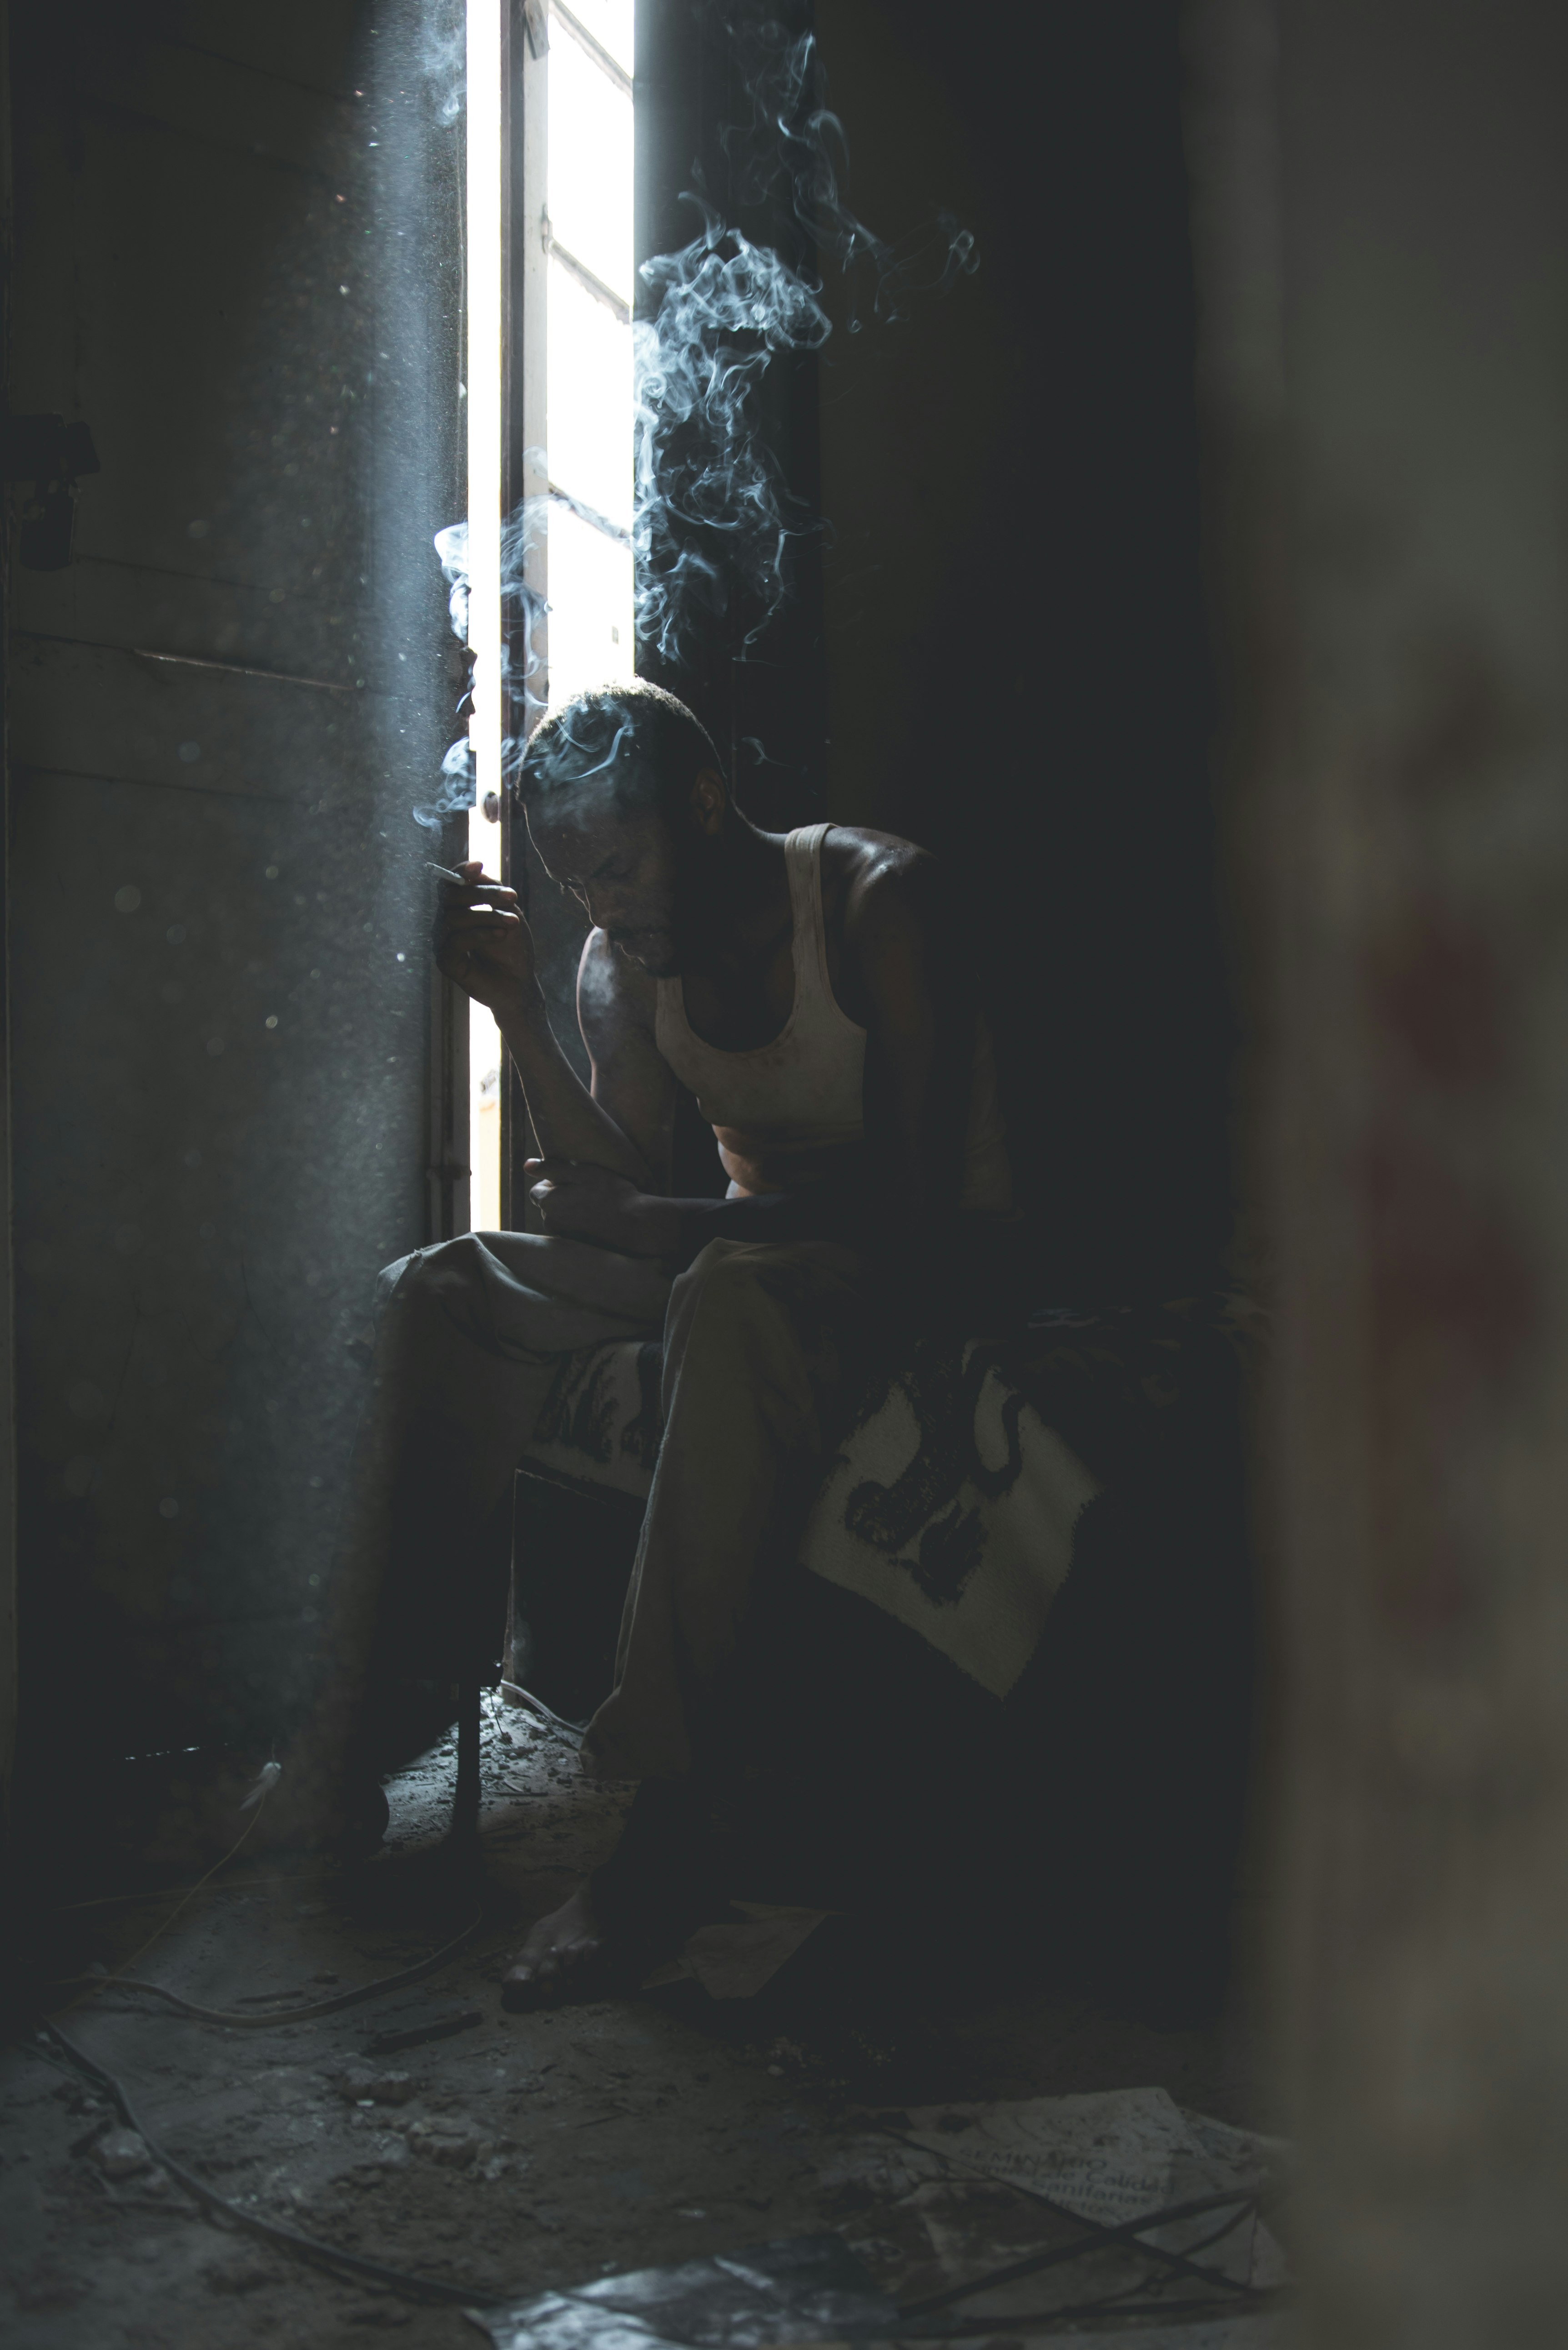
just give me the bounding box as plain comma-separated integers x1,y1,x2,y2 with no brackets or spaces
467,2232,894,2350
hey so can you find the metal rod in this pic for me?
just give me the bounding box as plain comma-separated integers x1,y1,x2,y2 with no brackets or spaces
552,0,633,98
542,218,631,323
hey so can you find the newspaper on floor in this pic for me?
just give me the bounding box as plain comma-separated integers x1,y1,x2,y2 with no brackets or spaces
828,2085,1292,2307
898,2085,1285,2229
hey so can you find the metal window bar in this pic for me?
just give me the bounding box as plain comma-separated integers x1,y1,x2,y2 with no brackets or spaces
552,0,633,97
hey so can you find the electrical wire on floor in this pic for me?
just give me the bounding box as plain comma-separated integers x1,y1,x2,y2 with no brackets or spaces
55,1912,487,2028
31,2017,1289,2326
32,1808,502,2302
35,2019,1305,2333
35,2023,498,2309
896,2182,1266,2310
26,1751,526,2310
25,1755,511,2308
885,2134,1287,2314
887,2286,1297,2335
49,1739,490,2026
873,2174,1291,2337
27,1727,1287,2330
53,1869,335,1917
47,1759,282,2021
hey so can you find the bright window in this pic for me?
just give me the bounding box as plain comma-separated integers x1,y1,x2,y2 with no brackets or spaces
466,0,636,1231
544,0,635,705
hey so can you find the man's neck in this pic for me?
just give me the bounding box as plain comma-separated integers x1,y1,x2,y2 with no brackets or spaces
685,818,793,975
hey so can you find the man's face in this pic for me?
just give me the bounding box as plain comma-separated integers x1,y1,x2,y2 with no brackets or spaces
528,778,687,976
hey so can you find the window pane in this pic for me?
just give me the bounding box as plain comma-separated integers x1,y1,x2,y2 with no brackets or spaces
547,501,634,707
543,0,635,728
556,0,634,78
547,31,633,304
547,261,632,530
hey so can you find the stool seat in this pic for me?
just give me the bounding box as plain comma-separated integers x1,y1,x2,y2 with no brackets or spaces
522,1332,1101,1702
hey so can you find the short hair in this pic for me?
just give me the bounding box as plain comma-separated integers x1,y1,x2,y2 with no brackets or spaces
518,681,724,824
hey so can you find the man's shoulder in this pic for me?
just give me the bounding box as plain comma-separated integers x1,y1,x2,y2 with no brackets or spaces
578,927,658,1037
821,825,943,944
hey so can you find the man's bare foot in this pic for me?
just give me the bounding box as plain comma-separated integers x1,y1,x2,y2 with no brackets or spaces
500,1883,612,2010
500,1781,724,2011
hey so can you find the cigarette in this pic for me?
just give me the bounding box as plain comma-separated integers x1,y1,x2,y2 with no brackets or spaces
426,861,472,884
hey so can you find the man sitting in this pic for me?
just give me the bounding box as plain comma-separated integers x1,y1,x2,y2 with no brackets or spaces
221,677,1251,2024
284,679,1013,2000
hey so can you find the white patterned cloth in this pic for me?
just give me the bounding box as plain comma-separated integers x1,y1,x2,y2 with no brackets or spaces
523,1322,1101,1701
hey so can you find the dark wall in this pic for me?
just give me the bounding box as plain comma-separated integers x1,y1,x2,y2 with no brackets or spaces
563,2,1235,1284
633,0,827,827
814,0,1234,1292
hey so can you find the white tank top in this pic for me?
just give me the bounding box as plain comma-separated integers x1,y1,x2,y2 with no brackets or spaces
654,825,1013,1210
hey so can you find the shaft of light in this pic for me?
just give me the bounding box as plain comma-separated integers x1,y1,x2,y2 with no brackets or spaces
466,0,503,813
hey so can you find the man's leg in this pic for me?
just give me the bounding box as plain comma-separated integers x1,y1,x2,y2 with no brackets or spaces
504,1238,876,1997
233,1230,668,1849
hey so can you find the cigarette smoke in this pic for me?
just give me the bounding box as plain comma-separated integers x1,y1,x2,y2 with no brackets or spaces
413,506,549,832
635,13,977,665
419,0,465,128
419,3,977,824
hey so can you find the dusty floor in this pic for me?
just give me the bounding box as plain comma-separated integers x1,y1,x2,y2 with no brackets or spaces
1,1698,1280,2348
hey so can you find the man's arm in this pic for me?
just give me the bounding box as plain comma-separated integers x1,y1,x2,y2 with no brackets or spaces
433,864,665,1188
841,844,975,1249
528,844,977,1269
573,927,676,1194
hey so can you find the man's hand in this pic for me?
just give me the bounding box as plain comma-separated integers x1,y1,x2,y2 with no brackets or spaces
433,861,538,1012
525,1158,677,1257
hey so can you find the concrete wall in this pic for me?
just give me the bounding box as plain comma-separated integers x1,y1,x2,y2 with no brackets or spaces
1191,0,1568,2335
6,0,464,1824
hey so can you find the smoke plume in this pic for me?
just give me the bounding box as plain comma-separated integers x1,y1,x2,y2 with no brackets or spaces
414,507,549,832
635,15,977,665
423,4,977,817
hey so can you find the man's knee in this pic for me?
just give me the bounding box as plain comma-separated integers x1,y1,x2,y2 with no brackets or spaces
375,1232,492,1322
665,1240,813,1369
662,1240,861,1431
670,1238,776,1318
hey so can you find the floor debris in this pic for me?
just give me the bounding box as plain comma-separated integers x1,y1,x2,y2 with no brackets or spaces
467,2234,897,2350
335,2067,420,2106
4,1702,1277,2345
91,2125,154,2180
365,2011,487,2056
